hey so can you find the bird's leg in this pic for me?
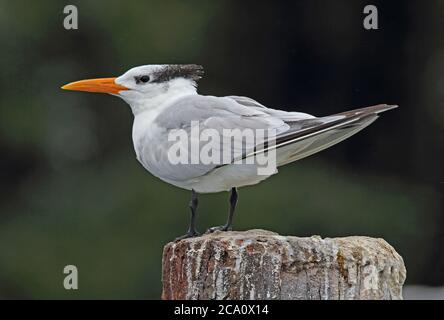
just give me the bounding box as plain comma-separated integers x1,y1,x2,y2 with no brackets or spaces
225,187,238,230
175,189,200,241
206,187,238,233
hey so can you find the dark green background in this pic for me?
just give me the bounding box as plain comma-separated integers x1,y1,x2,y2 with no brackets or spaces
0,1,443,299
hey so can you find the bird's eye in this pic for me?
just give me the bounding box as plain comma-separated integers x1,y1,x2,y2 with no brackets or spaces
140,75,150,83
135,75,150,84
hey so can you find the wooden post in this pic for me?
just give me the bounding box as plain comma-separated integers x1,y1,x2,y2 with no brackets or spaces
161,229,406,300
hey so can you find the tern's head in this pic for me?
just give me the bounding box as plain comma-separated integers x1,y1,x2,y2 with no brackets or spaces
62,64,204,109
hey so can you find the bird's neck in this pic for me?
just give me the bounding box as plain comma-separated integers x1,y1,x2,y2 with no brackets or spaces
128,79,198,115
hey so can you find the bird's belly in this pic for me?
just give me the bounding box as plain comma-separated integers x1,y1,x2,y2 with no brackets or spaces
137,153,275,193
179,164,277,193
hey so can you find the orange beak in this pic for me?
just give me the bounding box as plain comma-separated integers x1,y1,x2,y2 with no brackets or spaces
61,77,129,94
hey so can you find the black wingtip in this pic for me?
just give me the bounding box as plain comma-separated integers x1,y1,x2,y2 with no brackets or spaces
335,104,399,118
378,104,399,113
366,104,399,114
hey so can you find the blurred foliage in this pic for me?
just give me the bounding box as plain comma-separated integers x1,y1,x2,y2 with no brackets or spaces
0,0,443,298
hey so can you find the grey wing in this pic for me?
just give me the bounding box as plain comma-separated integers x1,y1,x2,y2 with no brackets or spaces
147,93,397,182
226,95,316,121
242,104,398,166
148,95,290,182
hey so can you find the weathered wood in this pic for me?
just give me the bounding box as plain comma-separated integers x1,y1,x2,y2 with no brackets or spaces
161,229,406,300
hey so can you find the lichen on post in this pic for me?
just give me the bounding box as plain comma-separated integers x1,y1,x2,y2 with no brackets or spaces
161,229,406,300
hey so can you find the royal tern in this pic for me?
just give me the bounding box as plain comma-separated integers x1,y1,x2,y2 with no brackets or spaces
62,64,397,240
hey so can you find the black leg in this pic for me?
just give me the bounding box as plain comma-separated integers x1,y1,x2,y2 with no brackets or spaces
206,187,238,233
225,187,238,230
188,189,199,234
175,189,200,241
